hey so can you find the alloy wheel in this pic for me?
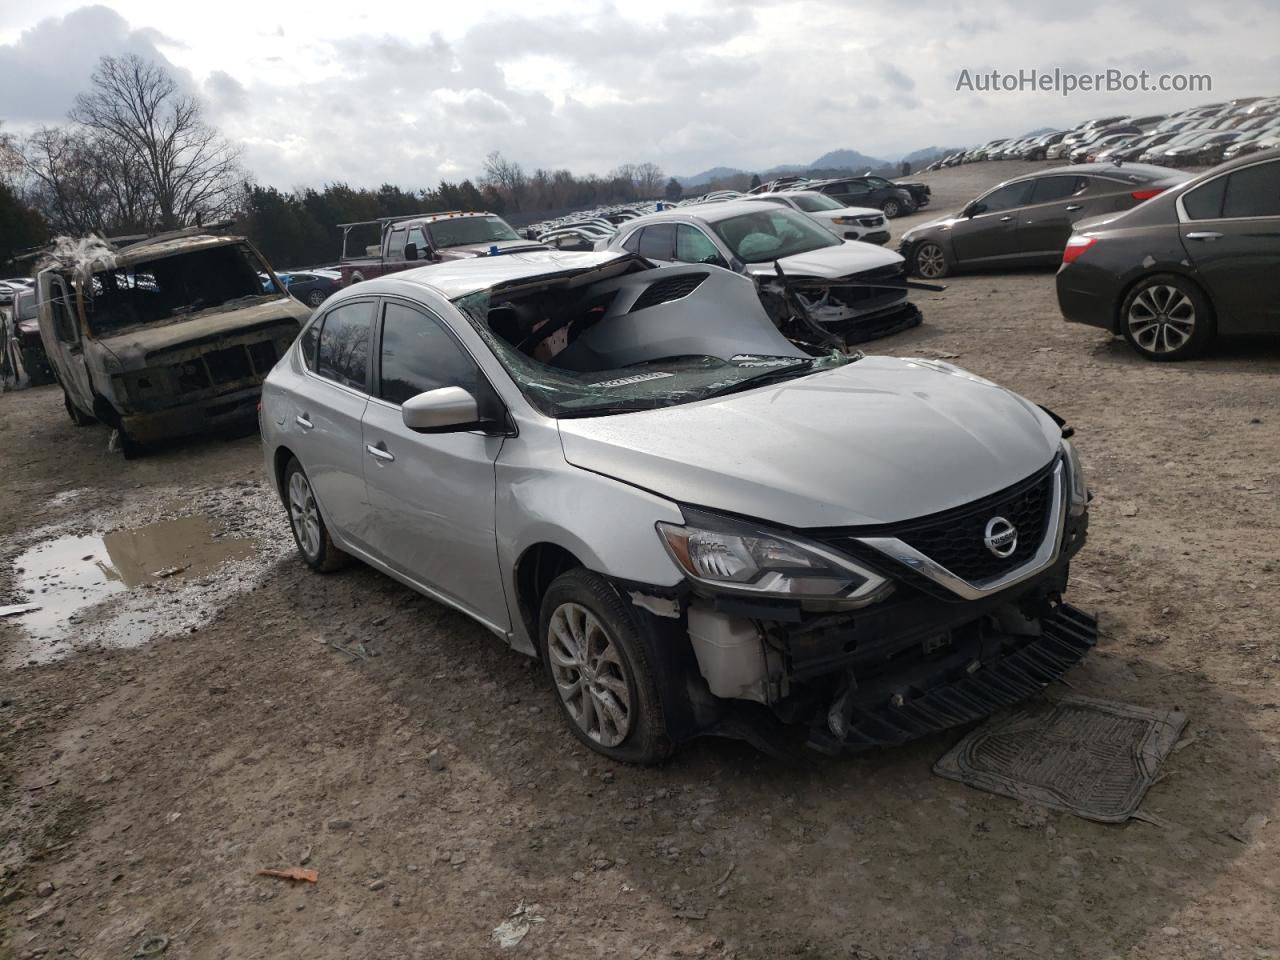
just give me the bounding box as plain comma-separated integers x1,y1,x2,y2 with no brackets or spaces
883,199,901,218
307,290,325,307
288,470,322,559
546,602,632,747
1127,284,1196,354
915,243,947,279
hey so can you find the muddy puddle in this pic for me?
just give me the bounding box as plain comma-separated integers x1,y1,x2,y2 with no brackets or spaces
5,514,259,664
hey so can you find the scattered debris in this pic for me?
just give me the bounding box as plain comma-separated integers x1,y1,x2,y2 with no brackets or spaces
131,935,170,958
0,603,40,617
315,635,369,659
491,901,545,949
256,867,318,883
673,907,708,920
35,881,55,898
712,863,736,889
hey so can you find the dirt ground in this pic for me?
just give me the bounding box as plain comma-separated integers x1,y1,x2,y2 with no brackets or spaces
2,160,1279,960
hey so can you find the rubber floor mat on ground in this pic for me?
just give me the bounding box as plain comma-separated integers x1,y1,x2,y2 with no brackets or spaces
933,694,1187,823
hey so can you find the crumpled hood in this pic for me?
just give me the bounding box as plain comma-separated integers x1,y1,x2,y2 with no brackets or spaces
95,297,310,367
557,356,1060,529
743,242,902,280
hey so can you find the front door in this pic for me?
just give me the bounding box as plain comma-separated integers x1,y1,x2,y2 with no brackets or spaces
951,180,1035,265
361,299,509,630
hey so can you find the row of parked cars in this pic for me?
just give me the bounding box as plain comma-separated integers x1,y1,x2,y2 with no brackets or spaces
904,145,1280,361
929,95,1280,171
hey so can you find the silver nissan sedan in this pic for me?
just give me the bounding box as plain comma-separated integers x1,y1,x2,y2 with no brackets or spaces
260,249,1095,762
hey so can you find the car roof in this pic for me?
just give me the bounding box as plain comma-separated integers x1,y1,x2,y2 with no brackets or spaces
626,199,794,226
345,249,635,301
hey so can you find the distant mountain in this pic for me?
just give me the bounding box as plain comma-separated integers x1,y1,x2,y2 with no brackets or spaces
898,145,964,167
676,147,887,187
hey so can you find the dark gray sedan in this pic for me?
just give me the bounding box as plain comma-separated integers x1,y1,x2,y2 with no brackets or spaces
1057,149,1280,361
899,164,1191,278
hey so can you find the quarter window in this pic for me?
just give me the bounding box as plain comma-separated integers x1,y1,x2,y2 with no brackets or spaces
387,228,407,260
378,302,481,406
622,229,643,254
299,319,320,371
1222,161,1280,218
316,300,373,391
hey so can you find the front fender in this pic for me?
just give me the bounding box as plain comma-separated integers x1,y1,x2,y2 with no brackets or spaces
496,440,685,653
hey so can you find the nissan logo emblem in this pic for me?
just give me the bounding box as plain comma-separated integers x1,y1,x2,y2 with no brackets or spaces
984,516,1018,559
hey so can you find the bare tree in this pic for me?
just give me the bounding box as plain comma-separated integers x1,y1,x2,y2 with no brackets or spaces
0,123,22,184
71,54,241,229
22,127,156,235
482,151,526,211
632,162,665,198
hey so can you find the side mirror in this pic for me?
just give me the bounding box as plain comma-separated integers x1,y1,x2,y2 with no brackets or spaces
403,242,419,261
402,386,484,433
966,202,985,217
698,254,727,267
728,256,746,273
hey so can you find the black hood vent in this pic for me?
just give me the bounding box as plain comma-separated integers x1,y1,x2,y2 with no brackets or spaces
629,272,708,312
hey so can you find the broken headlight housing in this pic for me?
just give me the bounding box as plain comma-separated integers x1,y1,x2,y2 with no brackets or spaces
1061,439,1088,517
657,509,892,606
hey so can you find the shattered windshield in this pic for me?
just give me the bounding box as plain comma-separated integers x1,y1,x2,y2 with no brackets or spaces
85,244,281,336
456,288,853,418
710,209,841,264
426,216,521,249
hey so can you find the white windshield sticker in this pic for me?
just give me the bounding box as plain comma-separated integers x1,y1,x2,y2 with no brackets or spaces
592,372,676,388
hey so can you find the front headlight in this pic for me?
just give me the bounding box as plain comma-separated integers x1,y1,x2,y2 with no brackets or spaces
656,510,892,605
1061,439,1088,516
831,217,857,225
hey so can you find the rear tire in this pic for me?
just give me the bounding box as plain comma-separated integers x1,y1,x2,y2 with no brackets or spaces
306,289,326,307
64,390,95,426
538,568,674,765
1120,274,1215,361
283,457,349,572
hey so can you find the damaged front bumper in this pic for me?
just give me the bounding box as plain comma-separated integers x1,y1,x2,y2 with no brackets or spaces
120,384,264,442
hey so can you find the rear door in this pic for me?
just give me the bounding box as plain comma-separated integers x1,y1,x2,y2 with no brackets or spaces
361,298,509,629
37,272,94,413
950,180,1035,265
289,297,376,547
1179,158,1280,332
1017,175,1089,260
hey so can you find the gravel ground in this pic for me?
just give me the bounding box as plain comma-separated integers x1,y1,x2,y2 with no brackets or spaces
2,160,1278,960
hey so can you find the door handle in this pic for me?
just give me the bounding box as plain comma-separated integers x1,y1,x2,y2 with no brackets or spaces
999,216,1014,222
295,414,313,430
1065,204,1082,211
366,443,395,463
1185,231,1223,241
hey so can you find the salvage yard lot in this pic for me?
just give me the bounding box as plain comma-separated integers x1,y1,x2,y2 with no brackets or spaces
2,162,1279,959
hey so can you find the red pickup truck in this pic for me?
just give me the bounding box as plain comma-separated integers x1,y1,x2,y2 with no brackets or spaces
337,211,545,285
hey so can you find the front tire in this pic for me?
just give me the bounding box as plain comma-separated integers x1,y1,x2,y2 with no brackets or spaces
882,198,902,219
538,569,674,765
283,458,349,572
64,390,95,426
911,241,950,279
1120,274,1215,361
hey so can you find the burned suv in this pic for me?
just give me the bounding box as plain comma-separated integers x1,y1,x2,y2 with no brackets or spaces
39,232,310,456
263,250,1094,761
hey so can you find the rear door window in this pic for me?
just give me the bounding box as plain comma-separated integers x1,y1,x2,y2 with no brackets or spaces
1030,176,1083,203
1222,161,1280,218
1182,177,1227,220
316,300,374,391
637,223,676,260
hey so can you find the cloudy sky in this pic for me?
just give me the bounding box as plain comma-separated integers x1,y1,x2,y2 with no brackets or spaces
1,0,1277,190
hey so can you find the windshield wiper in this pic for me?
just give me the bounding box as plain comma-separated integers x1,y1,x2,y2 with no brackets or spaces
698,360,817,400
557,401,677,419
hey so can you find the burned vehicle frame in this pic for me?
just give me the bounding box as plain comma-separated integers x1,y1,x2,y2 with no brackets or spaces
261,250,1095,762
37,231,311,456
